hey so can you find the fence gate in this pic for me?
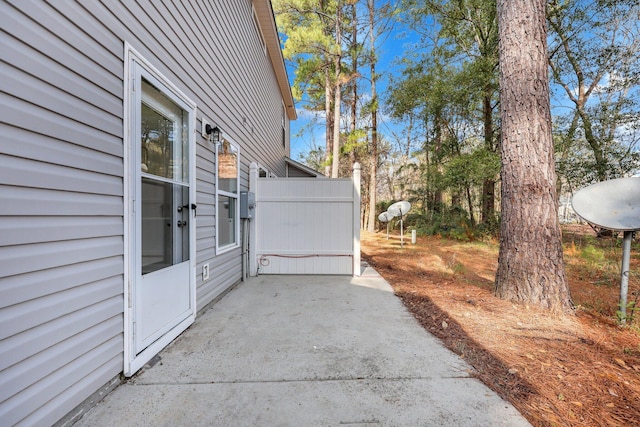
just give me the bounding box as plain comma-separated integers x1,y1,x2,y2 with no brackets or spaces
249,163,361,276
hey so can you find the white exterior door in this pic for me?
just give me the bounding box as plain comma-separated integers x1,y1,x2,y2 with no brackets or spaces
127,51,196,372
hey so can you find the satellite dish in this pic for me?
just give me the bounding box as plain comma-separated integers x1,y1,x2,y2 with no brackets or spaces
378,211,394,240
385,201,412,247
572,177,640,231
378,212,394,223
572,177,640,325
387,201,411,217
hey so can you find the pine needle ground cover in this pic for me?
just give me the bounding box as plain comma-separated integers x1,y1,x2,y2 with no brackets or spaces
362,227,640,426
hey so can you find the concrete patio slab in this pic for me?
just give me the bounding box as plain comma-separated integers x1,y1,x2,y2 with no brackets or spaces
75,269,530,426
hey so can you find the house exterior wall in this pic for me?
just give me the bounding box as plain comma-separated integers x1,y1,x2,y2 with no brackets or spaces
287,165,319,178
0,1,293,425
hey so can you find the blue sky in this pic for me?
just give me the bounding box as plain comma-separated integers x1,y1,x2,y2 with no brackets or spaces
286,17,421,163
283,5,613,165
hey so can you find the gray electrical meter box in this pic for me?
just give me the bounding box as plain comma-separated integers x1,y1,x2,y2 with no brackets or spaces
240,191,255,219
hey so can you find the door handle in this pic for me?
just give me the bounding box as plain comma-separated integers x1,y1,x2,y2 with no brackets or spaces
177,220,187,227
177,204,197,217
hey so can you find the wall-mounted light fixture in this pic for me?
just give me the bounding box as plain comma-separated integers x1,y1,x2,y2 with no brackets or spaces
205,124,221,144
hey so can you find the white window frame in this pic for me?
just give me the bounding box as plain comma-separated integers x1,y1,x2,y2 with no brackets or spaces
216,135,241,254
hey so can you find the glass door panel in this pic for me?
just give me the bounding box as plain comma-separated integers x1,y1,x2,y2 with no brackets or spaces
141,179,189,274
141,80,188,183
139,78,190,276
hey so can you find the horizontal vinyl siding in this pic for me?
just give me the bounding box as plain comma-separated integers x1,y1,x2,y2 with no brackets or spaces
21,354,122,427
0,316,121,403
2,335,123,427
0,186,122,217
216,0,287,175
1,3,122,98
0,124,122,177
0,298,122,375
0,155,122,196
197,247,243,311
79,0,285,308
188,0,285,304
0,62,121,136
0,217,123,248
2,0,291,424
1,274,122,340
0,257,123,311
0,1,124,425
1,95,122,157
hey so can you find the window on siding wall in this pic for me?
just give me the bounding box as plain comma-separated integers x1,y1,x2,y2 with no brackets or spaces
216,138,240,252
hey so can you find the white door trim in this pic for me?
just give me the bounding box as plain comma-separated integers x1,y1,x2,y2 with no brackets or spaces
123,42,197,376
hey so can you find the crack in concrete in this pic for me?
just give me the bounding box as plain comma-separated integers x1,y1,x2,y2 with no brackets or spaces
131,375,472,386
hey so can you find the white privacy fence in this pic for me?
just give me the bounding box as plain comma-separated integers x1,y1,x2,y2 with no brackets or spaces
249,163,361,276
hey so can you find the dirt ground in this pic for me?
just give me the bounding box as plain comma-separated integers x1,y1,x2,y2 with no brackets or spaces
361,226,640,427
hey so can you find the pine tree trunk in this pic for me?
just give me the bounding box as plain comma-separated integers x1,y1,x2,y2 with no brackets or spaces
481,179,495,223
481,92,495,224
494,0,573,314
325,68,333,177
366,0,378,232
330,4,342,179
349,2,358,167
331,79,341,178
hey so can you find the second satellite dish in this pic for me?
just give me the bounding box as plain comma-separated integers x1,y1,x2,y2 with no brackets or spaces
385,201,412,247
572,177,640,231
388,200,411,217
378,212,394,223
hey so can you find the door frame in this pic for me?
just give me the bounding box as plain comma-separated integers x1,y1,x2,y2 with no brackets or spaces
123,43,197,376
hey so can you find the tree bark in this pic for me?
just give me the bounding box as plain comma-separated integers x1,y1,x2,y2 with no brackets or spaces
330,4,342,178
331,77,342,178
349,2,358,167
481,179,495,222
494,0,573,314
325,67,333,177
465,186,475,225
481,91,496,223
367,0,378,232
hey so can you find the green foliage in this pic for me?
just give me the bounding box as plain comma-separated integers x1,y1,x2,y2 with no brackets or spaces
548,0,640,185
384,0,501,226
274,0,338,107
442,148,500,189
475,213,500,236
616,301,638,325
342,128,368,155
298,143,327,172
376,200,394,214
579,244,607,267
405,207,476,241
290,56,327,102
